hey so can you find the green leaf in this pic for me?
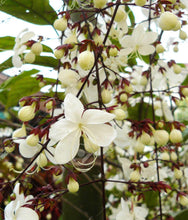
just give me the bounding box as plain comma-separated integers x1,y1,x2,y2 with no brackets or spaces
0,57,13,72
174,209,188,220
143,191,159,209
0,0,57,25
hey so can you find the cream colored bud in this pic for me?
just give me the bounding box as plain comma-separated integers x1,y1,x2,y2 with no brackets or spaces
53,17,67,31
130,169,140,182
179,30,187,40
170,152,178,161
134,141,145,153
124,84,133,93
93,0,107,9
135,0,146,6
173,21,181,31
26,134,39,146
109,47,118,57
37,153,48,168
54,49,64,59
101,89,112,104
174,168,183,179
154,130,169,146
12,124,26,138
140,132,151,145
58,69,80,88
156,44,165,53
179,195,188,206
173,64,182,74
169,129,183,143
173,45,179,52
159,12,179,31
114,7,127,22
119,93,128,102
67,177,79,193
78,51,95,71
24,52,35,63
31,42,43,56
18,103,36,122
161,152,170,161
182,88,188,97
113,109,126,120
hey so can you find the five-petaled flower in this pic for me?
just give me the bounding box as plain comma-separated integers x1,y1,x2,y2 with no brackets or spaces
49,93,117,164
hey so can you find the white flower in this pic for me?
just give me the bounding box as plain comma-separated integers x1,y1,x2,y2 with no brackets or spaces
116,198,148,220
49,93,117,164
120,24,158,56
4,183,39,220
12,29,35,68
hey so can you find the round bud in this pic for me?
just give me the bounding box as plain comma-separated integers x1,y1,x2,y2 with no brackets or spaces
12,124,26,138
135,0,146,6
179,30,187,40
58,69,80,88
54,49,64,59
31,42,43,56
156,44,165,53
53,17,67,31
93,0,107,9
78,51,95,71
134,141,145,153
174,168,183,179
170,151,178,161
161,152,170,161
109,47,118,57
114,8,127,22
154,130,169,146
173,45,179,52
130,169,140,182
26,134,39,146
173,64,182,74
182,88,188,97
173,21,181,31
140,132,151,145
67,177,79,193
169,129,183,143
24,52,36,63
18,104,36,122
37,153,48,168
140,76,148,86
119,93,128,102
179,195,188,206
101,89,112,104
159,12,179,31
113,109,126,120
124,84,133,93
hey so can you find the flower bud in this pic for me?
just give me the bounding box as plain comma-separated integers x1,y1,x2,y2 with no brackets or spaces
124,84,133,93
173,64,182,74
113,108,126,120
53,17,67,31
45,100,54,110
174,168,183,179
24,52,36,63
54,49,65,59
26,133,39,146
119,93,128,102
154,130,169,146
31,42,43,56
182,88,188,97
135,0,146,6
140,132,151,145
18,103,36,122
170,151,178,161
156,44,165,53
179,195,188,206
130,169,140,182
78,51,95,71
179,30,187,40
101,89,112,104
12,124,26,138
83,135,100,153
161,152,170,161
169,129,183,143
37,153,48,168
114,7,127,22
172,21,181,31
93,0,107,9
134,141,145,153
58,69,80,88
5,145,15,153
159,12,179,31
109,47,118,57
67,177,79,193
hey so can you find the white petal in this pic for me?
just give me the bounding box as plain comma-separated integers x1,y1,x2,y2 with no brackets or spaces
49,119,77,144
138,45,155,56
16,207,39,220
134,206,148,219
20,31,35,44
4,201,15,220
12,55,23,68
64,93,84,123
45,146,57,164
83,124,117,146
19,141,39,158
82,109,115,124
54,129,81,164
143,32,158,45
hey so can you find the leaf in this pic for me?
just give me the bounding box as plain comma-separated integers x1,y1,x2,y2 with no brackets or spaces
0,57,13,72
143,191,159,209
174,209,188,220
0,0,57,25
